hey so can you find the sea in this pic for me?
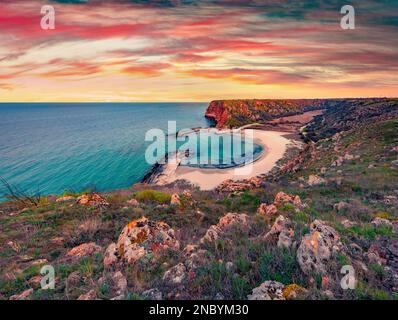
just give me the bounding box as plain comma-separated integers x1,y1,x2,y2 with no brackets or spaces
0,103,210,200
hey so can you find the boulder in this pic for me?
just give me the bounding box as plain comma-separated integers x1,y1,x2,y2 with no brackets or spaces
67,242,102,258
170,194,181,206
103,243,119,268
117,217,180,265
182,190,192,198
200,213,249,244
307,175,326,186
257,203,278,218
77,289,97,300
264,215,295,249
162,263,187,285
371,217,393,228
111,271,128,295
297,220,342,275
56,196,74,203
247,281,285,300
341,219,356,228
216,177,263,193
77,193,109,208
274,192,305,211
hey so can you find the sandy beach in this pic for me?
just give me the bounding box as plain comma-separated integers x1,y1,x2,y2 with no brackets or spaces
155,129,291,190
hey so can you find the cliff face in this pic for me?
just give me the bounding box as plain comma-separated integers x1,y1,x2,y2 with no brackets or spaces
205,98,394,128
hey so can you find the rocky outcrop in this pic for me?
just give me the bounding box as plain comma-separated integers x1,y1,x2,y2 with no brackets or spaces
247,281,285,300
307,175,326,186
264,215,295,248
162,263,187,285
112,217,180,265
170,194,181,206
200,213,249,244
77,193,109,208
67,242,102,258
274,191,305,211
297,220,342,275
257,203,278,218
205,99,335,129
216,177,263,193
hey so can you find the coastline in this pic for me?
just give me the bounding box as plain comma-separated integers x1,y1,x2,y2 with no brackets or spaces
152,129,291,190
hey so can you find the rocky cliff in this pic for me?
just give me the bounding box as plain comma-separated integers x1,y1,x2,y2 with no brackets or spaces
205,98,395,128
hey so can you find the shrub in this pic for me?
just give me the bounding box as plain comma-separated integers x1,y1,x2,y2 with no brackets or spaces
134,190,171,204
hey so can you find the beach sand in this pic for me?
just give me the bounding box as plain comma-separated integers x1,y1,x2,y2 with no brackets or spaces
156,129,291,190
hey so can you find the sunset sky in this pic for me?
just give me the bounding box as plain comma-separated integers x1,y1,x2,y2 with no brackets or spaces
0,0,397,102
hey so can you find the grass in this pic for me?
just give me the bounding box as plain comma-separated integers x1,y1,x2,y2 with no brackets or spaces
343,223,394,240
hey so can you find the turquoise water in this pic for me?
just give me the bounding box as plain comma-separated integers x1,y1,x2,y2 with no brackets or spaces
0,103,209,199
180,131,264,169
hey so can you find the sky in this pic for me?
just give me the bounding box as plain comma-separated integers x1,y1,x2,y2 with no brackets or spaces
0,0,397,102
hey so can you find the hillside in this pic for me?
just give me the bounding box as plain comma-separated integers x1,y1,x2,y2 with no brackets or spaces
1,99,398,300
205,98,397,129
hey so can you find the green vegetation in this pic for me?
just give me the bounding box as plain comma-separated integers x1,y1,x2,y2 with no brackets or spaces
134,189,171,204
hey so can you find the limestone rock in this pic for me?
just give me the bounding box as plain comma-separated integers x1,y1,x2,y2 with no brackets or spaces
77,193,109,208
371,217,393,228
200,213,249,244
103,243,118,267
182,190,192,198
112,271,128,295
67,242,102,258
264,215,294,248
56,196,74,202
162,263,187,285
247,281,285,300
170,194,181,206
216,177,263,193
117,217,180,265
257,203,278,218
308,174,326,186
297,220,342,275
274,192,305,211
